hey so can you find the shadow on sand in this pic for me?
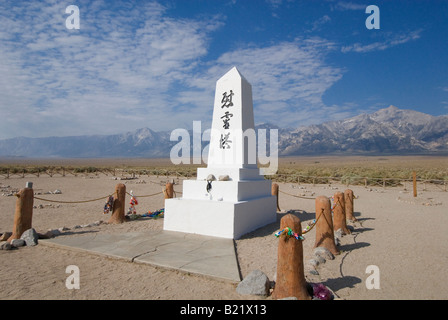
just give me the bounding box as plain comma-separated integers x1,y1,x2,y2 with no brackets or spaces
322,276,362,293
239,209,374,240
235,207,376,298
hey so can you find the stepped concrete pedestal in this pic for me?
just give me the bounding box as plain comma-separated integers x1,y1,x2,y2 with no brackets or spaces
164,67,277,239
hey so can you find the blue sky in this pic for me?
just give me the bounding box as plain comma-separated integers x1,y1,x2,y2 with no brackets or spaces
1,0,447,139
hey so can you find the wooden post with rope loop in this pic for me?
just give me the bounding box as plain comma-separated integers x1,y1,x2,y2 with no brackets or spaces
271,183,281,212
333,191,351,235
164,182,174,199
108,183,126,224
314,195,339,256
8,184,34,242
344,189,357,222
272,214,311,300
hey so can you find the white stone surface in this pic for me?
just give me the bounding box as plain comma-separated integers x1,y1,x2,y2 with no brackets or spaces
164,196,276,239
182,180,272,202
207,67,257,169
196,167,263,181
163,67,277,239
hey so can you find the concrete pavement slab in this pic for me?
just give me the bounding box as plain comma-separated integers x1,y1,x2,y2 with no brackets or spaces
40,230,242,283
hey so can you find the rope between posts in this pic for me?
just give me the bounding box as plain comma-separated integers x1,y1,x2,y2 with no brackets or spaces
279,190,315,200
302,211,321,235
126,191,163,198
33,194,114,204
274,208,322,241
33,189,170,204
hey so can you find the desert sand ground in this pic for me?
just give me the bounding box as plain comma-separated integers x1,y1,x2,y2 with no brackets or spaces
1,157,447,300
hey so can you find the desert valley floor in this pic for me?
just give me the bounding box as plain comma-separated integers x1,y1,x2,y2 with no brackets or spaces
1,156,447,300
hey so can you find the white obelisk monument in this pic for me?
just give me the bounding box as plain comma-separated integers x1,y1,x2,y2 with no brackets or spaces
163,67,277,239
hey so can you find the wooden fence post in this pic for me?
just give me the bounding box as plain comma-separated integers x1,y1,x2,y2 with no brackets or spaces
314,196,339,255
271,183,281,212
8,184,34,242
108,183,126,224
333,191,351,235
272,214,311,300
344,189,357,222
164,182,174,199
413,171,417,197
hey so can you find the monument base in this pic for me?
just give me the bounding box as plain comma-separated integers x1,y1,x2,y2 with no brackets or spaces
164,196,277,239
196,167,262,181
182,179,273,202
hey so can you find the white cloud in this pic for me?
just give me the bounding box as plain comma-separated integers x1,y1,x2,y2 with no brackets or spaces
0,0,347,139
189,38,344,128
311,15,331,31
265,0,283,8
0,0,223,138
334,1,366,11
341,30,422,53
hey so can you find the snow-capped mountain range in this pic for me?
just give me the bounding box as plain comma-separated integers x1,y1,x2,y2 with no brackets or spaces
278,105,448,155
1,106,447,158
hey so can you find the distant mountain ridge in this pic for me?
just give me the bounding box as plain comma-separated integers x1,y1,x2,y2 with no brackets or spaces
278,106,448,155
0,106,447,158
0,128,172,158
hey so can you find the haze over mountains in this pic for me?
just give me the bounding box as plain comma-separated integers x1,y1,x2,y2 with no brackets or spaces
1,106,447,158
